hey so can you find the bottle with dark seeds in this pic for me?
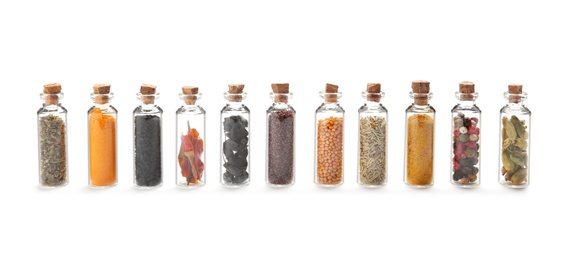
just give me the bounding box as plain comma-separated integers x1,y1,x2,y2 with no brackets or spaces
133,84,163,188
37,83,68,188
221,84,250,187
266,83,295,186
451,82,481,187
499,84,531,188
176,86,206,188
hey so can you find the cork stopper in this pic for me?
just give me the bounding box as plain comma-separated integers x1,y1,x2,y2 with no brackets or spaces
182,86,199,105
140,83,157,104
93,84,111,104
43,83,61,105
271,83,289,103
458,81,475,101
508,84,523,103
324,83,339,102
228,84,245,102
411,80,430,105
366,83,382,102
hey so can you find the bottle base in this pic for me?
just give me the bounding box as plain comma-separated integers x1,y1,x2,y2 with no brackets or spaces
88,182,117,189
501,182,528,189
405,182,433,188
38,183,68,189
315,182,342,188
358,183,386,188
176,182,205,189
267,182,294,188
134,183,162,189
222,182,250,188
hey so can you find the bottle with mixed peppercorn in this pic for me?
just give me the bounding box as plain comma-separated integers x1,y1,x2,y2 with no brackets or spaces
37,83,68,188
221,84,250,187
404,80,435,187
266,83,295,186
314,83,344,187
499,84,530,188
176,86,206,188
451,82,481,187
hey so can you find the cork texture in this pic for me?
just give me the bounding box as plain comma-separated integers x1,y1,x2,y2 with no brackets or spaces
93,84,111,94
43,83,62,94
140,83,157,104
366,83,382,102
272,83,289,103
459,81,475,93
228,84,244,102
508,84,523,103
182,86,199,105
412,80,429,105
324,83,339,102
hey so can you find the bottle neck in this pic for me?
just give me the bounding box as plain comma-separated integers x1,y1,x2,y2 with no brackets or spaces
457,99,475,107
364,100,382,107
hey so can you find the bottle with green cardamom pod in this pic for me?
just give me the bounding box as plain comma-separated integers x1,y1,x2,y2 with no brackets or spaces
37,83,68,188
499,84,531,188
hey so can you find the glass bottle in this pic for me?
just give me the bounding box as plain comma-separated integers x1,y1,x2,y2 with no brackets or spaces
315,83,344,187
37,83,68,188
451,82,481,187
176,86,206,188
358,83,387,187
404,80,435,187
221,84,250,187
133,84,163,188
266,83,295,186
88,84,118,188
499,84,530,188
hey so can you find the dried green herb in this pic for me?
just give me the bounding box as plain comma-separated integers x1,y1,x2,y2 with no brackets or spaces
501,115,528,185
359,116,386,185
39,114,67,186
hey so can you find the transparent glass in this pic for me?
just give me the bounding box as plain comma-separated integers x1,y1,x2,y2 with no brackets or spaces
404,92,435,187
221,92,250,187
451,92,481,187
133,93,163,188
266,93,295,186
88,93,118,188
358,92,388,187
37,93,69,188
499,92,530,188
176,93,206,188
314,91,344,187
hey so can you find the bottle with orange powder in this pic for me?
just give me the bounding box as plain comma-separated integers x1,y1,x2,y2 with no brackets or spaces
404,80,435,187
88,84,117,188
314,83,344,187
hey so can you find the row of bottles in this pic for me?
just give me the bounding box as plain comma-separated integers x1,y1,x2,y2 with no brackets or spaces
37,81,531,189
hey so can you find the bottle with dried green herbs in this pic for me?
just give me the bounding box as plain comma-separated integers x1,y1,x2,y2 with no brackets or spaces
176,86,205,188
315,83,344,187
451,82,481,187
266,83,295,186
37,83,68,188
221,84,250,187
499,84,530,188
133,84,163,188
404,80,435,187
358,83,387,187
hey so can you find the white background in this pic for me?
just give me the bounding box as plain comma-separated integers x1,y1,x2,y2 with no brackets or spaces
0,0,565,259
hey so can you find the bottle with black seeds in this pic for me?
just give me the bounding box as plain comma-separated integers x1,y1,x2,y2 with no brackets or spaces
221,84,250,187
37,83,68,188
133,84,163,188
176,86,206,188
266,83,295,186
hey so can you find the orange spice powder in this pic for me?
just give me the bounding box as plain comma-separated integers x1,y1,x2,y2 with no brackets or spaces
406,114,434,186
89,108,117,186
316,116,343,184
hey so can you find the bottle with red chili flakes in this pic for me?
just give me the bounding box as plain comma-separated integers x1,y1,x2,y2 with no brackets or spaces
176,86,206,188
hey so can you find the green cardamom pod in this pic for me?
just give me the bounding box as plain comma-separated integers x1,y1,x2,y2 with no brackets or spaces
509,151,525,166
505,119,517,142
511,168,527,185
511,116,525,139
515,138,528,150
502,151,513,171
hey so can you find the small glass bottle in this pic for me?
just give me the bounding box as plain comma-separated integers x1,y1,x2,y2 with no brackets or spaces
499,84,530,188
176,86,206,188
133,84,163,188
358,83,387,187
37,83,68,188
404,80,435,187
451,82,481,187
221,84,250,187
266,83,295,186
88,84,118,188
315,83,344,186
